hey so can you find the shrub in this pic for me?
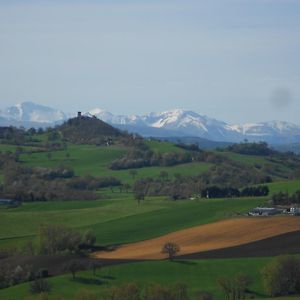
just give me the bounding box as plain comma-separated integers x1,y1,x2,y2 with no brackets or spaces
29,278,51,294
261,255,300,296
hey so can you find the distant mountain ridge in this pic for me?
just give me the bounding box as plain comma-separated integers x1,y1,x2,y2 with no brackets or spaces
1,101,300,145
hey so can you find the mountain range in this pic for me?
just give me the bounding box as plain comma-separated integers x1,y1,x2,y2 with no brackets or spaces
1,101,300,146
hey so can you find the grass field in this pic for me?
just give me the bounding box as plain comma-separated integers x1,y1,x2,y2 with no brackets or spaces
0,196,265,248
1,256,299,300
19,143,211,184
267,179,300,194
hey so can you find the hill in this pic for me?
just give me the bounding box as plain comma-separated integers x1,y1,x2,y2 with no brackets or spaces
58,115,123,144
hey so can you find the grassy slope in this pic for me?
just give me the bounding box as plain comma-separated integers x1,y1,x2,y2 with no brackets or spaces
0,197,265,248
2,257,300,300
19,143,211,184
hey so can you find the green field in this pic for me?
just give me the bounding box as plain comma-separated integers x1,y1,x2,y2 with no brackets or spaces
1,256,300,300
19,143,211,184
0,196,265,248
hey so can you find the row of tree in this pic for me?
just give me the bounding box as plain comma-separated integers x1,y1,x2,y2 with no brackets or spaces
133,174,270,201
271,190,300,205
201,185,269,198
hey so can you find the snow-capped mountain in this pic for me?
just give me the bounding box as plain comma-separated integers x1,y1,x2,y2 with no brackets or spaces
86,107,300,143
1,102,300,144
2,101,66,124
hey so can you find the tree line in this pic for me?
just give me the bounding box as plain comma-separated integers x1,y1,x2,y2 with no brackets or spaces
0,160,121,202
271,190,300,205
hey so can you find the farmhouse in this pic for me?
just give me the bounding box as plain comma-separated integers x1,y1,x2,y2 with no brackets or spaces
248,207,280,216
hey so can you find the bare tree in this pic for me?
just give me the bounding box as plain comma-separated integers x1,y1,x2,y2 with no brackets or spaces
161,242,180,261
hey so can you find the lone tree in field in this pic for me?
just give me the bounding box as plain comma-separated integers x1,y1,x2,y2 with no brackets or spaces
161,242,180,261
129,169,138,179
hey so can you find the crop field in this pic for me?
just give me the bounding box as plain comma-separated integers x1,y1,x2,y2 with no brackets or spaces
1,256,299,300
93,216,300,260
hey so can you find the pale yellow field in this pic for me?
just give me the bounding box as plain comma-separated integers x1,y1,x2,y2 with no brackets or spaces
93,217,300,260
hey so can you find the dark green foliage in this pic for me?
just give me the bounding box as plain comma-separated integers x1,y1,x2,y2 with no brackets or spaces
110,149,194,170
58,116,122,144
29,278,51,294
201,185,269,199
271,190,300,205
200,161,272,188
261,255,300,296
67,175,121,190
218,272,252,300
225,142,275,156
2,161,98,201
0,127,29,145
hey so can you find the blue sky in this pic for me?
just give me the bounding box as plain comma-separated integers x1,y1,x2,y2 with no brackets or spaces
0,0,299,124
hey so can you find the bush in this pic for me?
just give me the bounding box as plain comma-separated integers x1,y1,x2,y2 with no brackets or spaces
262,255,300,296
103,282,141,300
74,289,97,300
196,291,213,300
30,278,51,294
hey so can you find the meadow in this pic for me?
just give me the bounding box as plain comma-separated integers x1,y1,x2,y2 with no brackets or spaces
1,256,300,300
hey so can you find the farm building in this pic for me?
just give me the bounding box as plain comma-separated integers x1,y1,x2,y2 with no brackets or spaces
0,199,19,207
248,207,280,216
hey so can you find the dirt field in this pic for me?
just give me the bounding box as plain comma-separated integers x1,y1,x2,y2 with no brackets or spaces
93,216,300,260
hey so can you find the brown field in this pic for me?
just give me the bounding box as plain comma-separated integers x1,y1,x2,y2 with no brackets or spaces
93,216,300,260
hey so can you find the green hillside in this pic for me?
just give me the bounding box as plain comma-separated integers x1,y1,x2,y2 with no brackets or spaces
1,123,300,300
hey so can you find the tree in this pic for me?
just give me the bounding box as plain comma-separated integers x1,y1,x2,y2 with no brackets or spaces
37,224,82,255
134,191,145,205
90,261,102,276
144,283,189,300
63,260,86,279
123,183,131,193
218,272,252,300
103,282,141,300
129,169,138,179
161,242,180,261
46,152,52,161
65,152,70,160
29,278,51,294
261,255,300,296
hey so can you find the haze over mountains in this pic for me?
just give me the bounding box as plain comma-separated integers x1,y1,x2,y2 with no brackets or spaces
1,101,300,145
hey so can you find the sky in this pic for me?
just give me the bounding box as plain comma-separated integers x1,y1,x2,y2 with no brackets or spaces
0,0,299,124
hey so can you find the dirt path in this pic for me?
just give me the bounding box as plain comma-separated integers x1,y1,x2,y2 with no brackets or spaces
92,216,300,260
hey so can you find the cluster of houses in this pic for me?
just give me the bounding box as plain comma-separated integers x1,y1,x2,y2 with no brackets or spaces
248,206,300,217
